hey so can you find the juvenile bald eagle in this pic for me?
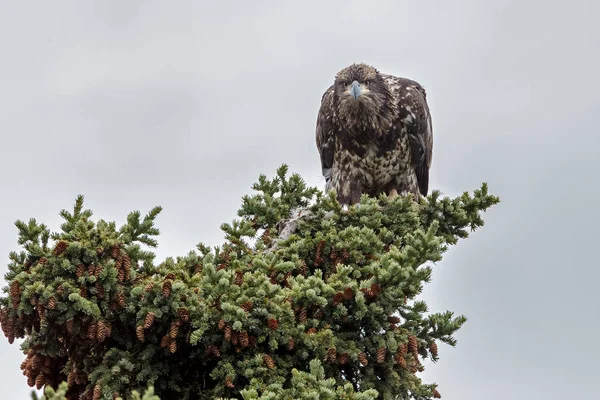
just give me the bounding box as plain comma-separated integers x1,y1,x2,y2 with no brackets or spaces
316,63,433,205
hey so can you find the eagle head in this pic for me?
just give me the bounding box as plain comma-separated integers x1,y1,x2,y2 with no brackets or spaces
332,63,391,130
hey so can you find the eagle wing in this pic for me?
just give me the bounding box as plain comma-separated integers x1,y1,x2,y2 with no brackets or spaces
315,85,336,183
386,76,433,196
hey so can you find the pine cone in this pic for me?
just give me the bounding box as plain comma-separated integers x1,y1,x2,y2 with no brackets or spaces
268,318,278,330
93,384,102,400
224,325,232,341
160,335,170,348
53,240,67,256
97,321,107,343
249,335,257,346
327,347,337,362
240,330,249,347
94,264,104,278
35,373,45,390
287,337,295,350
67,370,76,387
10,281,21,308
194,263,203,274
314,240,326,266
231,331,239,346
145,282,155,292
162,280,172,298
136,325,145,342
299,307,307,323
235,271,243,286
241,301,253,312
339,352,349,365
38,257,48,266
377,347,386,363
104,321,112,338
343,287,354,300
307,327,317,335
178,308,190,322
333,292,344,305
122,254,131,272
263,354,275,369
358,352,368,366
27,375,35,387
341,248,350,260
313,308,324,319
117,292,126,308
96,283,105,299
429,341,438,358
117,268,125,282
260,228,271,245
87,322,97,340
66,319,74,334
395,353,407,368
299,260,308,276
110,244,120,259
388,315,401,324
170,322,179,339
144,312,155,329
87,264,96,276
433,388,441,398
225,376,235,388
76,264,86,278
218,319,226,330
408,335,418,355
399,343,408,355
169,341,177,353
47,297,56,310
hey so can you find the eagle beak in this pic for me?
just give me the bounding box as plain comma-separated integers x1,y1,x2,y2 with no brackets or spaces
351,80,361,100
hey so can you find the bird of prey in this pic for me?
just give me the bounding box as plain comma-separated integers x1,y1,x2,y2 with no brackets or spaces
315,63,433,205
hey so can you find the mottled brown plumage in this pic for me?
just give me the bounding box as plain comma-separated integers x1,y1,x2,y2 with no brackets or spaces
316,63,433,205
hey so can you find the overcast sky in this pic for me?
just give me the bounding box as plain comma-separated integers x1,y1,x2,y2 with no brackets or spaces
1,1,598,399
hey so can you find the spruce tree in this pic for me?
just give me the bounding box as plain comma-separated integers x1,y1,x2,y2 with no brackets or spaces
1,165,499,399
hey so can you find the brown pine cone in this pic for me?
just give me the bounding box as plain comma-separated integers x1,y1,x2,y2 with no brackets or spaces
97,321,107,343
96,283,105,299
287,337,295,350
429,341,438,358
88,264,96,276
35,374,45,390
376,347,386,363
388,315,401,324
408,335,418,355
299,260,308,276
67,370,76,387
235,271,243,286
333,292,344,305
395,353,407,368
178,308,190,322
145,282,155,292
231,331,239,346
117,292,126,308
313,308,324,319
399,343,408,355
433,388,441,398
94,264,104,277
53,241,67,256
268,318,278,330
47,297,57,310
263,354,275,369
224,325,232,341
160,335,170,348
218,319,226,330
66,319,74,334
358,352,368,366
299,307,308,323
144,312,155,329
169,322,179,339
169,341,177,353
241,301,253,312
339,352,349,365
136,325,145,342
225,376,234,388
307,327,317,335
93,384,102,400
38,257,48,266
162,280,172,298
76,264,86,278
110,244,120,259
343,287,354,300
327,347,337,362
341,248,350,260
240,330,249,347
88,322,97,340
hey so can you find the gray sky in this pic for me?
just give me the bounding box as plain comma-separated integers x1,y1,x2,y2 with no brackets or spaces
1,1,598,398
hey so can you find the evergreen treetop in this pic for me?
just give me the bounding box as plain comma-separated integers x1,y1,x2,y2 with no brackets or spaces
1,165,499,399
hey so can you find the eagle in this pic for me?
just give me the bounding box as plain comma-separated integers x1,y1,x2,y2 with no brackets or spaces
315,63,433,205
